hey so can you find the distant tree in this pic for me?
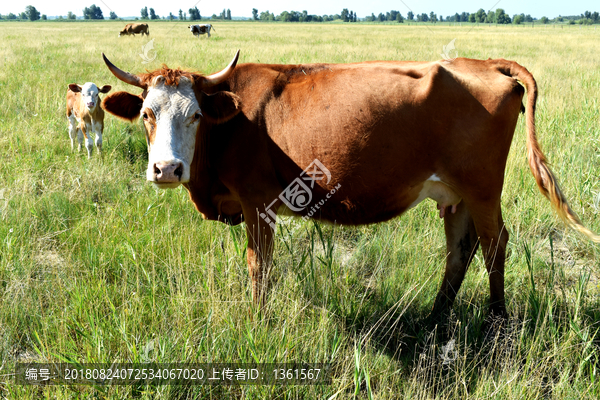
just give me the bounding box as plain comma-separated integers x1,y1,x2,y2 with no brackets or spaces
474,8,486,23
252,8,258,20
469,13,475,23
495,8,510,24
430,12,437,23
540,16,549,24
25,5,41,21
67,11,76,20
341,8,349,22
178,9,184,20
19,12,27,19
109,11,117,20
149,8,158,19
524,14,533,22
141,7,148,19
513,14,523,24
396,13,404,23
407,11,414,21
7,13,17,19
83,4,103,20
226,9,231,20
188,7,200,20
41,14,47,20
168,12,174,20
260,10,274,21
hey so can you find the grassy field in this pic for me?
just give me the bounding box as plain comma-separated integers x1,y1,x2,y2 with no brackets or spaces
0,20,599,399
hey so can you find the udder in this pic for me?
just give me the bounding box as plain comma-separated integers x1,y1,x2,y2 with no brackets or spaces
408,175,462,218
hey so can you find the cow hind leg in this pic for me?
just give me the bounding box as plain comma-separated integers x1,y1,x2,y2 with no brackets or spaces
431,202,479,317
469,203,510,319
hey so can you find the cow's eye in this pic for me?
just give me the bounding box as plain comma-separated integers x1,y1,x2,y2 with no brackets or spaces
142,112,148,120
194,112,201,120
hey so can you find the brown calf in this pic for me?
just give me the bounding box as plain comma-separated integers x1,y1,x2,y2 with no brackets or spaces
66,82,111,158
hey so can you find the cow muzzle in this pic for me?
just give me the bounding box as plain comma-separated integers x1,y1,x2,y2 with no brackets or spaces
87,102,95,108
151,161,185,188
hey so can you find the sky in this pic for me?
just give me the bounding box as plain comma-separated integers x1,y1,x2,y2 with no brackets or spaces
1,0,596,19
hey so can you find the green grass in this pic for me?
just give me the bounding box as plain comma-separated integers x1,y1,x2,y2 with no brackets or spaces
0,21,599,399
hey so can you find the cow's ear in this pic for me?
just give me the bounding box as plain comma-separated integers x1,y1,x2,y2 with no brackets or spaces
200,91,242,124
68,84,82,93
99,85,112,94
102,91,143,122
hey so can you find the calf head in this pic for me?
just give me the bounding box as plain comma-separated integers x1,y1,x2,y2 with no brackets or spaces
69,82,111,110
101,51,242,188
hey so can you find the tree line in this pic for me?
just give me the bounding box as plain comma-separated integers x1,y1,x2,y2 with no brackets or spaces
2,5,599,25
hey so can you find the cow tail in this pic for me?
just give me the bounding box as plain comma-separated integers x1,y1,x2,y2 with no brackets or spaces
504,61,600,243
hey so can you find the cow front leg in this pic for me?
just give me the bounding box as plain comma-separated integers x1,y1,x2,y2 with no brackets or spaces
93,122,103,155
67,115,78,151
431,202,479,317
83,123,93,158
243,204,275,308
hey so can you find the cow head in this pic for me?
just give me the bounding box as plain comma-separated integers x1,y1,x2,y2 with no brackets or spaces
101,51,242,188
69,82,111,110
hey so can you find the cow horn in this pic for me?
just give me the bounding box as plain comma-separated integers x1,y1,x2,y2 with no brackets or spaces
102,53,147,89
202,50,240,88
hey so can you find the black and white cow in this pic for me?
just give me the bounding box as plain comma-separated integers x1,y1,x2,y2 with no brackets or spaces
188,24,215,38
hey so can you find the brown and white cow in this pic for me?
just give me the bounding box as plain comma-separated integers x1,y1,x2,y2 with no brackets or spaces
101,51,600,318
66,82,111,158
188,24,214,38
119,23,149,37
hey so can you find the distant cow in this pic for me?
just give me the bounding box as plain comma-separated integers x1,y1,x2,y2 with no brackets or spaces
101,51,600,318
188,24,214,38
119,23,149,37
66,83,111,158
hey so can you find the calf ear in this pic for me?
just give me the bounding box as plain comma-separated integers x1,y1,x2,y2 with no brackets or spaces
200,91,242,124
68,84,82,92
102,91,143,121
99,85,112,94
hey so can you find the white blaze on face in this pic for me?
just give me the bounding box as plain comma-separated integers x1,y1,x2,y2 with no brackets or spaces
143,76,200,186
80,82,100,110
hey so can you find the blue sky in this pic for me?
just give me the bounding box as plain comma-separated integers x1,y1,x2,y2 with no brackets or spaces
1,0,596,19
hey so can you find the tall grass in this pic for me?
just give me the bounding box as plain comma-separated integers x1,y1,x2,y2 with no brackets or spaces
0,21,599,399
